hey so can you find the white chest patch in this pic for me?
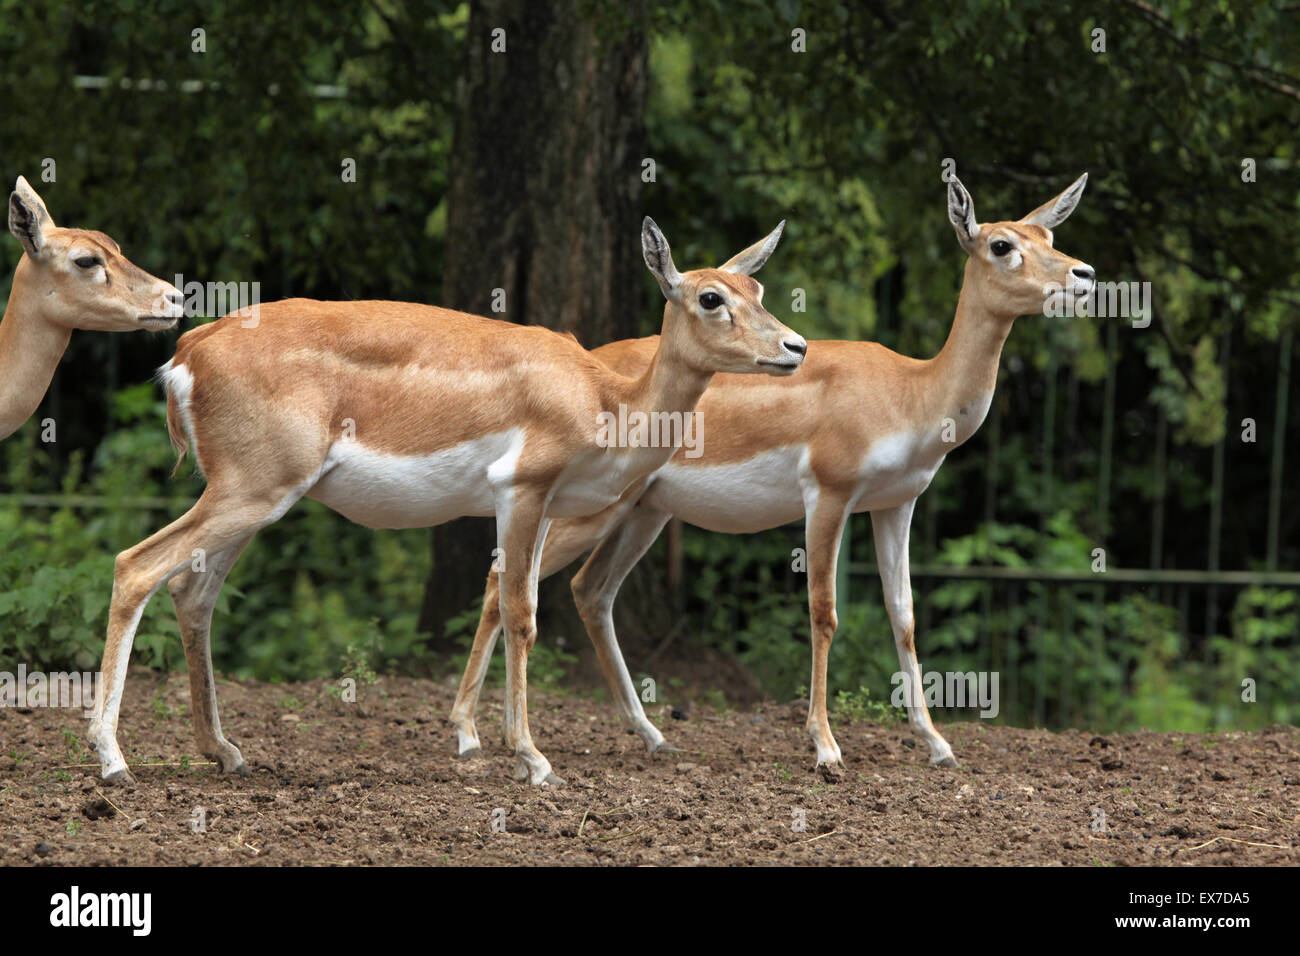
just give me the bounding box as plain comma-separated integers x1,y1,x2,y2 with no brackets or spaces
546,445,680,518
307,429,524,529
850,430,944,512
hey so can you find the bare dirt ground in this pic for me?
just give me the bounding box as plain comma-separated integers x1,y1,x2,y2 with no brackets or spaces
1,670,1297,866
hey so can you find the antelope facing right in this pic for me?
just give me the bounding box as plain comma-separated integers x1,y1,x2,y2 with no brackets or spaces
1,176,183,441
451,174,1095,771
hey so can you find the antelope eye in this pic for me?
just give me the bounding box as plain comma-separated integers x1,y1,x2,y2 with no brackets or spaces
698,292,724,311
990,240,1012,257
74,256,102,269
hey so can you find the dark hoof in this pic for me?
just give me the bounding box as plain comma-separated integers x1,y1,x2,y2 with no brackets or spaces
649,741,681,756
542,773,566,787
458,747,483,760
933,755,959,768
103,768,137,787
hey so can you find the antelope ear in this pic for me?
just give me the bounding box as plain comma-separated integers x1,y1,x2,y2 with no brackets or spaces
947,176,979,252
1020,173,1088,229
9,176,53,258
719,220,785,275
642,216,683,301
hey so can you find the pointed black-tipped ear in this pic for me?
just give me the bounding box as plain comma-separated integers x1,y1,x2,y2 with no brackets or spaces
1020,173,1088,229
9,176,53,258
947,176,979,252
719,220,785,275
642,216,683,301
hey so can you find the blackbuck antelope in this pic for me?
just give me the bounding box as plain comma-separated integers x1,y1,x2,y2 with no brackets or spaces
2,177,183,440
452,174,1095,771
88,218,807,787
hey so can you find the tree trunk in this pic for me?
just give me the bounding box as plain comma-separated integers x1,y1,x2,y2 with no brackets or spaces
418,0,650,648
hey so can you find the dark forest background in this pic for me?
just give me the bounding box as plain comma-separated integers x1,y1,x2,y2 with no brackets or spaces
1,0,1297,732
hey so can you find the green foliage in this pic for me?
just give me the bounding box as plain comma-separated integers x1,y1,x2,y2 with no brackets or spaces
677,509,1298,733
833,685,904,726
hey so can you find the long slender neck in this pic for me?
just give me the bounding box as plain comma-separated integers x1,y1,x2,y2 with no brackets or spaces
923,259,1015,435
613,306,714,416
599,308,714,468
0,260,72,440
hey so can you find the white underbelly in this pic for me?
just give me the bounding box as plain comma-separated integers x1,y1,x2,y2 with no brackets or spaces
645,447,806,533
307,430,522,529
643,434,946,531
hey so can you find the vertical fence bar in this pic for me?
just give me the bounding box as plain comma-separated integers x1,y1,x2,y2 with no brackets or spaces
107,335,120,436
836,514,851,613
1038,325,1058,729
1150,406,1167,571
1061,590,1075,729
1041,321,1058,527
1091,582,1103,727
1007,582,1020,726
1035,607,1047,727
982,389,1001,668
1098,320,1117,539
1205,324,1231,650
666,517,682,608
1267,330,1291,572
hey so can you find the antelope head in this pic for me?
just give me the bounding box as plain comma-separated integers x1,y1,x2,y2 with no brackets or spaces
641,217,807,375
8,176,183,332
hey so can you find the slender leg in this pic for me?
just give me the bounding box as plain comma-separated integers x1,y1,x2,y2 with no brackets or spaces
88,484,304,783
450,482,650,756
569,503,672,752
870,501,957,767
803,492,851,769
166,532,255,773
449,570,503,757
494,487,560,786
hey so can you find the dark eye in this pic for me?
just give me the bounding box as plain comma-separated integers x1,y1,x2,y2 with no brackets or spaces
74,256,102,269
990,240,1012,257
698,292,724,311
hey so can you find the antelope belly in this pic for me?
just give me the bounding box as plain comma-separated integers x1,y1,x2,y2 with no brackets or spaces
307,431,522,529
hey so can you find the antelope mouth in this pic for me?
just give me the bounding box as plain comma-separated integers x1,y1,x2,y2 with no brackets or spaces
138,315,179,331
758,358,802,375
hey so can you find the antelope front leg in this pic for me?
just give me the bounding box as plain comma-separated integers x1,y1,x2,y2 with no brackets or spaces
496,492,561,786
870,501,957,767
450,505,612,757
89,512,209,783
803,494,850,770
89,492,272,783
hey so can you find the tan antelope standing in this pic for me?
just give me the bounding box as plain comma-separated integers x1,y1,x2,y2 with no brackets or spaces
451,174,1094,771
88,218,807,787
2,177,184,440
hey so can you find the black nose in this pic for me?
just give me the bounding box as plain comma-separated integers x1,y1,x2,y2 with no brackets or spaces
783,338,807,357
1071,265,1095,282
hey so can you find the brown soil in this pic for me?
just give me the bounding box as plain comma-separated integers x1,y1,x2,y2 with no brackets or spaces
1,671,1296,866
